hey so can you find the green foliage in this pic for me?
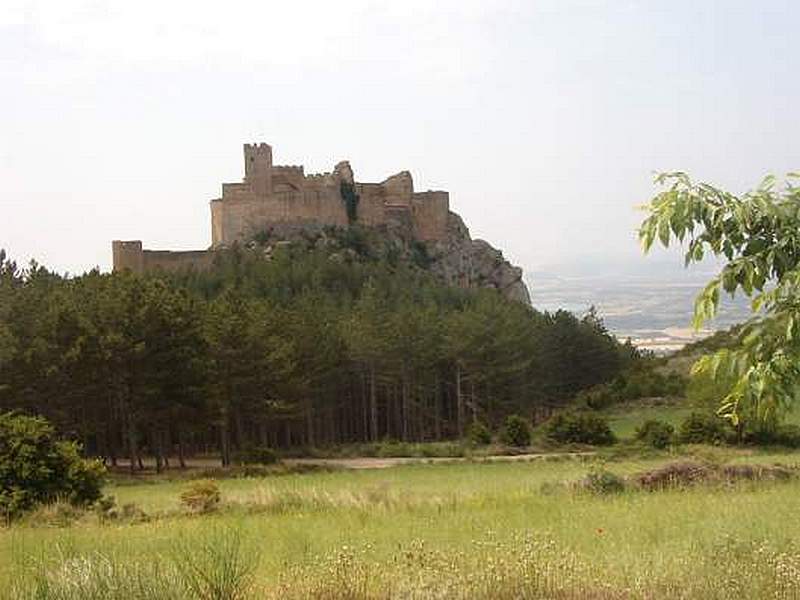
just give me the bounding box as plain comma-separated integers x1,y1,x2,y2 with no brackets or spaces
0,246,635,465
235,445,278,466
500,415,531,447
251,229,271,245
578,367,687,410
635,419,675,449
172,527,257,600
582,468,626,494
340,181,360,224
467,421,492,445
332,224,371,257
679,412,729,445
179,480,221,513
639,173,800,427
410,240,433,269
545,411,616,446
0,412,104,518
740,423,800,448
529,308,634,402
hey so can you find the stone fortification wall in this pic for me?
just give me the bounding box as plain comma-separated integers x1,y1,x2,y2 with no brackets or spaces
115,143,524,295
112,241,213,274
412,191,449,241
209,144,449,247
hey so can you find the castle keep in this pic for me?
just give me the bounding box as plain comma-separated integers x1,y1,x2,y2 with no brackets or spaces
113,143,450,273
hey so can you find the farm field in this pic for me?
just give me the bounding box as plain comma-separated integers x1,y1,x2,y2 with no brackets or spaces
4,447,800,599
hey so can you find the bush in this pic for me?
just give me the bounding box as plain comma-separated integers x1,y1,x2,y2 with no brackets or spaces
180,479,221,513
467,421,492,446
235,444,278,465
634,461,712,490
635,419,675,449
576,384,616,410
545,411,616,446
0,412,105,519
679,412,728,444
501,415,531,447
742,424,800,448
581,468,626,494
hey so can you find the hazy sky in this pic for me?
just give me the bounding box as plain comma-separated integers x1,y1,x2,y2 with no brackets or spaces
2,0,798,278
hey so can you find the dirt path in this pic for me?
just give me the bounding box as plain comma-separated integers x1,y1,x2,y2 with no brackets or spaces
284,452,596,470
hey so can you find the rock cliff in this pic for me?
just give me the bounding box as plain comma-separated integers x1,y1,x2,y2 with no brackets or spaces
426,213,531,304
248,211,531,305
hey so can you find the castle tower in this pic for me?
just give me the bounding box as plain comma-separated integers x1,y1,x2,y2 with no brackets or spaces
243,143,272,197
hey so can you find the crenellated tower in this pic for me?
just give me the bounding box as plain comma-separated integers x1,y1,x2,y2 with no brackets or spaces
243,143,273,196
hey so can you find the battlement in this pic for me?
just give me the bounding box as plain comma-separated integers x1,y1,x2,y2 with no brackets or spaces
304,172,335,181
272,165,305,176
244,142,272,154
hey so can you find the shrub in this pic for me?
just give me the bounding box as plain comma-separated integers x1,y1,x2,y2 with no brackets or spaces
0,412,105,519
467,421,492,446
501,415,531,447
235,444,278,465
180,479,221,513
576,384,617,410
634,461,712,490
24,500,87,527
679,412,728,444
581,468,626,494
742,424,800,448
545,412,616,446
635,419,675,449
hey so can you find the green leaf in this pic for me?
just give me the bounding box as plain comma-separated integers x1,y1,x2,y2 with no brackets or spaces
657,217,671,248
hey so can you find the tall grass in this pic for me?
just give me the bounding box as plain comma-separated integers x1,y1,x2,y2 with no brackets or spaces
8,527,257,600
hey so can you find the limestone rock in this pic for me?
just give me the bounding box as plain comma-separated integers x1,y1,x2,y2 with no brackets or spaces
426,213,531,305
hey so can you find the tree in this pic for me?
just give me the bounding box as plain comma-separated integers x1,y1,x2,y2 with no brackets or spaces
639,172,800,426
0,412,104,518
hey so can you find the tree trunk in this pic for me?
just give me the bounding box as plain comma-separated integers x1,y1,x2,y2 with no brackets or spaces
219,407,231,467
369,364,378,442
153,427,164,474
401,376,410,442
470,380,478,424
306,398,315,447
434,373,442,441
177,427,187,469
126,414,138,475
456,364,465,437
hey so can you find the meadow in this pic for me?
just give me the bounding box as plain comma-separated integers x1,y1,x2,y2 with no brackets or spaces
3,444,800,599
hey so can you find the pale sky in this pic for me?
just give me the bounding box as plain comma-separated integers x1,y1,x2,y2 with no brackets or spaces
2,0,798,277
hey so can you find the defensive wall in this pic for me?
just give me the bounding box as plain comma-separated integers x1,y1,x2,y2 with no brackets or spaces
112,241,214,274
113,143,450,273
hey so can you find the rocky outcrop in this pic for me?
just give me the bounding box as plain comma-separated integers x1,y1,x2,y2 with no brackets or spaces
239,207,530,305
426,213,531,305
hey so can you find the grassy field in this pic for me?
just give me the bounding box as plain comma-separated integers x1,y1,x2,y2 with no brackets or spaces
600,398,800,441
3,447,800,599
603,401,697,439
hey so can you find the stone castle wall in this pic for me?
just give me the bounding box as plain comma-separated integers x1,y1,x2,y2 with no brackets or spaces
112,241,214,274
114,143,451,273
209,144,449,246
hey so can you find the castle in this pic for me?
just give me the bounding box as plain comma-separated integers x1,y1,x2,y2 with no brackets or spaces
113,143,450,273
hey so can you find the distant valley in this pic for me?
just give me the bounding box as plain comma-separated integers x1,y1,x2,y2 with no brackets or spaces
529,260,751,353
